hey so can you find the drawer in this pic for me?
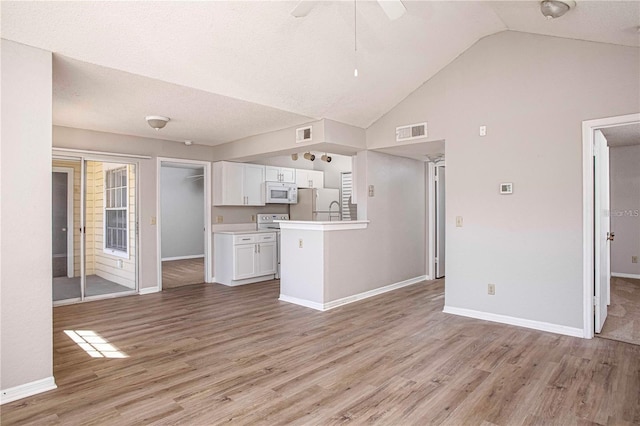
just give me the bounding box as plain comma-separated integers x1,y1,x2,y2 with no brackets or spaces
233,235,256,245
256,233,276,242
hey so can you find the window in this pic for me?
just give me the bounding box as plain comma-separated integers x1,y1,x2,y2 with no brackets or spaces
104,166,128,256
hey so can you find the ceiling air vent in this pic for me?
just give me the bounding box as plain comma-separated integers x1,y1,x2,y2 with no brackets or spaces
396,122,427,142
296,126,312,143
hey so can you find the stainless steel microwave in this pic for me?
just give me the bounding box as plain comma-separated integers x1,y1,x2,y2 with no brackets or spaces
265,181,297,204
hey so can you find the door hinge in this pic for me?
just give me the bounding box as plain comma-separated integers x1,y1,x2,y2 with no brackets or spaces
593,296,598,307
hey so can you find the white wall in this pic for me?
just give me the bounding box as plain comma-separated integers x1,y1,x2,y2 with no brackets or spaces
367,31,640,330
161,166,205,259
610,144,640,276
53,126,215,290
1,40,54,393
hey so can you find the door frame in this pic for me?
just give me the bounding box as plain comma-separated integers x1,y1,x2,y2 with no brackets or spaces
427,160,446,280
581,113,639,338
156,157,213,290
52,166,74,278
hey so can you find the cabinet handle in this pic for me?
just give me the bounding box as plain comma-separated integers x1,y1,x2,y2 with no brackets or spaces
309,180,312,187
258,244,261,253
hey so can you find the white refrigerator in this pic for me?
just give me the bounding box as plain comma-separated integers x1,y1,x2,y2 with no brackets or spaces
290,188,341,221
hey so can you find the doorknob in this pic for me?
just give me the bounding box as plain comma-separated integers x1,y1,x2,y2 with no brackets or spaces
607,232,615,241
62,228,67,232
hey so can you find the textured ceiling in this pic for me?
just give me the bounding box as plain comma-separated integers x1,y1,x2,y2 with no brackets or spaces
602,123,640,147
2,1,639,147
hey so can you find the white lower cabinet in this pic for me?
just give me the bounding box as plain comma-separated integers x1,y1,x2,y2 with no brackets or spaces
214,232,277,286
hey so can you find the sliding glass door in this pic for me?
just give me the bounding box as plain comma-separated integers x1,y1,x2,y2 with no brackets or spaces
52,156,138,304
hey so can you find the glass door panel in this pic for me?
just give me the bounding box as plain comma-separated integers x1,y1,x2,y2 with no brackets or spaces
83,160,137,299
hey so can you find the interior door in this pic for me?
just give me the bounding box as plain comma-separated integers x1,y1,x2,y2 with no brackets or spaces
435,165,446,279
594,130,610,333
52,171,69,277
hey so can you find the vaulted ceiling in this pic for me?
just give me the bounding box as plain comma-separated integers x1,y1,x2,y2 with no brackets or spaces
2,1,639,146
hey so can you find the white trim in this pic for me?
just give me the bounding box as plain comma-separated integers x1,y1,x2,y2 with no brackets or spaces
427,162,435,281
52,166,74,278
53,147,151,159
443,306,584,338
157,157,213,291
278,294,325,311
582,113,640,339
280,275,427,311
161,254,205,261
103,164,130,259
611,272,640,280
139,286,160,295
277,220,369,231
1,377,57,405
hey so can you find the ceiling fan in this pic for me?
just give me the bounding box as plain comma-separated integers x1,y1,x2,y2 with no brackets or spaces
291,0,406,21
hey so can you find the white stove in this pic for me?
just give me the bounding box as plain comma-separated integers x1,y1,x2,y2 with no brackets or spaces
257,214,289,278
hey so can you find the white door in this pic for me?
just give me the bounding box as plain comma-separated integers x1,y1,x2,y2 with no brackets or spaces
234,244,256,280
435,165,446,278
594,130,610,333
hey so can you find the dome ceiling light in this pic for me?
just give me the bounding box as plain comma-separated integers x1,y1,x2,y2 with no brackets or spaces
540,0,576,19
145,115,170,130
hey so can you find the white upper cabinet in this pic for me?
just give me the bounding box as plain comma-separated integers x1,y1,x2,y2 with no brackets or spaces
265,166,296,183
213,161,265,206
296,169,324,188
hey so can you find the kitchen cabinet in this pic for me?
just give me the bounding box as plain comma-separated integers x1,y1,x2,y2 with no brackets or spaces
295,169,324,188
213,161,265,206
214,232,277,286
265,166,295,183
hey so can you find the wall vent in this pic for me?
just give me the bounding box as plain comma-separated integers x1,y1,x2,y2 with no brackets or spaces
396,122,427,142
296,126,312,143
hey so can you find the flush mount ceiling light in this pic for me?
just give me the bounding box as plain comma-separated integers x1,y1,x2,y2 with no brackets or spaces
145,115,170,130
540,0,576,19
184,140,193,146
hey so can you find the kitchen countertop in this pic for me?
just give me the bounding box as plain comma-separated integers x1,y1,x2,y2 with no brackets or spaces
214,229,277,235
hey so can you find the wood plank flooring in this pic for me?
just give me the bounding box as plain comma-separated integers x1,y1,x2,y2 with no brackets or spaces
162,258,205,289
2,280,639,425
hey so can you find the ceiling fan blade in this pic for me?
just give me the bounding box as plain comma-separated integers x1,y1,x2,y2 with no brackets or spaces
377,0,406,20
291,0,318,18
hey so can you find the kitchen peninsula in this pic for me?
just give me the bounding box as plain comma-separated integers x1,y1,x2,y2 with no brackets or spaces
278,218,427,312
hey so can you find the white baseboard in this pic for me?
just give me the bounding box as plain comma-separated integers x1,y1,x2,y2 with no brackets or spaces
280,275,427,312
278,294,325,311
139,286,160,295
1,376,57,405
443,306,584,338
162,255,205,261
611,272,640,280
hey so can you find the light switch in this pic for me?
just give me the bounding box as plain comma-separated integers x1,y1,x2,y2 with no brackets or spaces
150,216,157,225
299,239,303,248
456,216,463,227
368,185,375,197
216,216,224,223
479,125,487,136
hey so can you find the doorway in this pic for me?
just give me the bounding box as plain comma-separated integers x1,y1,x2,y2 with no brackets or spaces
52,157,138,304
157,158,212,290
582,113,640,340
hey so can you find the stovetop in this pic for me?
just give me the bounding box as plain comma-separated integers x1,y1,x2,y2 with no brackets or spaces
257,214,289,230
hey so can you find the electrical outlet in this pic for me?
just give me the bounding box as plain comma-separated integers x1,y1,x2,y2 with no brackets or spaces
488,283,495,295
479,125,487,136
150,216,156,225
251,215,256,222
368,185,375,197
456,216,463,227
633,256,638,264
298,239,303,248
216,216,223,223
117,259,124,269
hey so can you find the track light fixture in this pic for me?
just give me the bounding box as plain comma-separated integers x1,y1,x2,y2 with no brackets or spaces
145,115,170,130
291,153,299,161
303,152,315,161
321,154,332,163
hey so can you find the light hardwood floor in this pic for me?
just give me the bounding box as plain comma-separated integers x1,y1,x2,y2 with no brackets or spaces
2,280,639,425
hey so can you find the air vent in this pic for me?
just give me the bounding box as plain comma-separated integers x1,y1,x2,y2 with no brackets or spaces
396,122,427,142
296,126,312,143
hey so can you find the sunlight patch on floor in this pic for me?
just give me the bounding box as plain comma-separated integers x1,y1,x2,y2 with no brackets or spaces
64,330,128,358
